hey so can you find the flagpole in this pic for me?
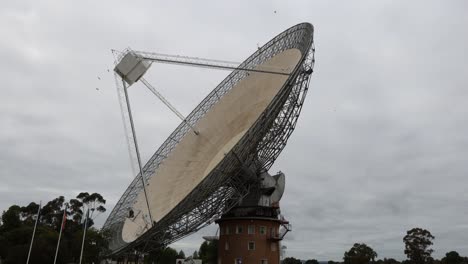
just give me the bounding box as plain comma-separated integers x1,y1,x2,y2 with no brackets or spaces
26,201,41,264
53,204,67,264
79,208,90,264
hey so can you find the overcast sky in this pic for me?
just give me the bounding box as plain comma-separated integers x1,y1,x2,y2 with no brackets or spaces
1,0,468,261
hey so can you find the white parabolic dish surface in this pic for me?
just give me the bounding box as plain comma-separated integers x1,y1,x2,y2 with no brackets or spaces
122,48,302,242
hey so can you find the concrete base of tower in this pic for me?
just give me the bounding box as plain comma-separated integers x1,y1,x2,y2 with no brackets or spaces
215,206,288,264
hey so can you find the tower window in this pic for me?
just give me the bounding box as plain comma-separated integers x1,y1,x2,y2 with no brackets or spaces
259,226,266,235
226,226,231,235
225,241,229,250
271,242,277,251
248,241,255,250
236,225,243,234
270,227,276,238
261,260,268,264
248,225,255,234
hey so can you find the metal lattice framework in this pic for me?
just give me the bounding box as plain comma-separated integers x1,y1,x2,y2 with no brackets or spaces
103,22,315,256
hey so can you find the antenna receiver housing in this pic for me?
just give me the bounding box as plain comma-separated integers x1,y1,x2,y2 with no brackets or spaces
114,51,151,86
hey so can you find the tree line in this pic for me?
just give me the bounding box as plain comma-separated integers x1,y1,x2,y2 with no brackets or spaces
0,193,109,264
3,198,466,264
1,191,218,264
283,228,468,264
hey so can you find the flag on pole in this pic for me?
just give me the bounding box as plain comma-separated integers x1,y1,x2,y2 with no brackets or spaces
85,208,90,226
35,203,42,219
79,208,90,264
26,201,42,264
61,209,67,231
53,204,67,264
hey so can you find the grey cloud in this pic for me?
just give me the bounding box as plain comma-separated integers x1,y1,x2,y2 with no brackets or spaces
1,0,468,261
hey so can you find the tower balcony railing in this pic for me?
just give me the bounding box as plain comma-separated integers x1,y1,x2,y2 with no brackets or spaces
268,223,291,241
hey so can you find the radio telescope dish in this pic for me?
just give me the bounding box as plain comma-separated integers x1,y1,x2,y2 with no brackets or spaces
103,23,315,255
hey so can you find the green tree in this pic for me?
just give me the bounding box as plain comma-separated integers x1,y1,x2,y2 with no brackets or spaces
69,198,84,223
198,240,217,264
1,205,21,230
158,247,179,264
306,259,320,264
403,228,435,264
282,257,302,264
442,251,463,264
70,228,110,263
344,243,378,264
28,226,59,264
383,258,401,264
71,192,106,228
19,202,40,225
0,194,108,264
177,249,186,259
0,234,7,260
1,225,59,264
40,196,65,230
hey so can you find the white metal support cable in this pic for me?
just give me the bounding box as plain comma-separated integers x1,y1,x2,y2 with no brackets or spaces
115,72,138,177
134,50,290,76
140,77,199,135
121,79,154,226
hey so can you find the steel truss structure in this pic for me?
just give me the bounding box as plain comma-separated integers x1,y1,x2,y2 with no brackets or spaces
103,22,315,256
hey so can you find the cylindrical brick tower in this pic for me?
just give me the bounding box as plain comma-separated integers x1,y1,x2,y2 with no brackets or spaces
216,205,290,264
